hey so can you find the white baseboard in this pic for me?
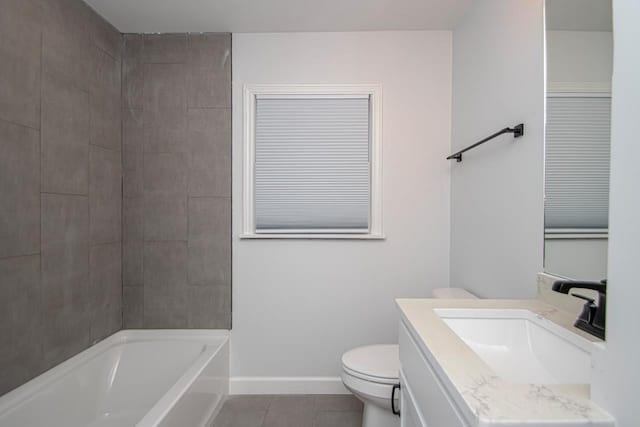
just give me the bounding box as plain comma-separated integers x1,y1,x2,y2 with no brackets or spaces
229,376,350,395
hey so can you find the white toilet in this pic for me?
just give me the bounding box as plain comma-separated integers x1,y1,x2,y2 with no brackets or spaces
341,288,477,427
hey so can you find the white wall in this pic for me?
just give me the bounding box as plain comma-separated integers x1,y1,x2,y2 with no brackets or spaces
450,0,545,299
592,0,640,424
544,237,608,280
546,31,613,84
231,31,452,391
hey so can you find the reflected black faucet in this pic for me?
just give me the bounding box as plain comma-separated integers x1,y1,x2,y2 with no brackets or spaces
552,279,607,340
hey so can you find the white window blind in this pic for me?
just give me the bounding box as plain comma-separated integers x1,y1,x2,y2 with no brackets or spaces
545,96,611,230
254,95,371,233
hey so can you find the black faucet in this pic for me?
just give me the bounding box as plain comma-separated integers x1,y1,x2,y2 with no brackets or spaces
552,279,607,340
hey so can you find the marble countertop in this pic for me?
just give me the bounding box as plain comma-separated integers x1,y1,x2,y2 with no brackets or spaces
395,298,615,426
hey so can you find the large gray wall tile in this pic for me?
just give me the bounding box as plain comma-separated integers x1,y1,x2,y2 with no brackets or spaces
144,286,187,329
187,67,231,109
188,239,231,288
42,309,91,368
0,41,41,130
90,146,122,244
0,255,42,395
89,13,121,60
41,0,93,92
144,152,188,194
123,240,143,287
188,198,231,286
143,64,187,111
123,150,143,199
90,92,121,151
187,285,231,329
123,64,144,111
123,286,143,328
41,194,89,314
143,242,188,328
0,0,41,129
40,194,92,367
90,46,122,99
187,34,231,69
143,241,187,289
123,197,144,242
188,197,230,240
143,108,187,153
188,109,231,197
0,120,40,258
90,306,121,342
0,0,42,50
124,34,144,64
41,71,90,195
123,34,144,110
144,34,187,64
144,193,187,241
90,48,122,151
89,243,122,312
187,34,231,108
89,47,122,150
142,64,187,153
123,108,144,153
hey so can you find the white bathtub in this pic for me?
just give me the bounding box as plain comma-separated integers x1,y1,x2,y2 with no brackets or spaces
0,330,229,427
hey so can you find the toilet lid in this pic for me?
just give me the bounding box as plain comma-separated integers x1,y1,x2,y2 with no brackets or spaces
342,345,399,382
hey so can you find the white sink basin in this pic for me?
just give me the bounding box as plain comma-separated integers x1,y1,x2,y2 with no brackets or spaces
435,309,593,384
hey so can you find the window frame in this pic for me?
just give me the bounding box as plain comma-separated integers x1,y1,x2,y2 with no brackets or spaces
241,84,383,239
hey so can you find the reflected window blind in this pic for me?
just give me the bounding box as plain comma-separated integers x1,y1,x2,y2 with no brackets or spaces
254,96,371,233
545,96,611,229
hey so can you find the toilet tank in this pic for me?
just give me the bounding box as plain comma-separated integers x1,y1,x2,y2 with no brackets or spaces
431,288,478,299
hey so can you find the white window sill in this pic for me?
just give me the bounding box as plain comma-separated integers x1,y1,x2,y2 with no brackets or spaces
544,232,608,239
239,233,386,240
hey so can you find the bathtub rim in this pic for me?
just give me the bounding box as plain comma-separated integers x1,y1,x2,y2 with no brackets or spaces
0,329,230,423
138,330,230,427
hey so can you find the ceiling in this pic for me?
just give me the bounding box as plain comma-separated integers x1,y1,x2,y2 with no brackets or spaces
546,0,612,31
84,0,473,33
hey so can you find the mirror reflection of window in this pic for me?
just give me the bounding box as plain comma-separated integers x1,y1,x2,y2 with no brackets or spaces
545,95,611,231
544,0,613,281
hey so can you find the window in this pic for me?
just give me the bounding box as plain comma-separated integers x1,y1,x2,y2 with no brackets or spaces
545,92,611,232
242,85,383,238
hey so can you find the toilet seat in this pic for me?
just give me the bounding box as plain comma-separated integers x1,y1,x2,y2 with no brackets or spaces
343,366,398,385
341,344,400,384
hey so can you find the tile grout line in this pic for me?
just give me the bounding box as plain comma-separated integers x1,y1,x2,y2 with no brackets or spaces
38,13,45,375
140,35,146,328
183,39,190,327
0,116,40,132
0,252,41,261
41,191,90,197
87,38,95,341
119,33,125,329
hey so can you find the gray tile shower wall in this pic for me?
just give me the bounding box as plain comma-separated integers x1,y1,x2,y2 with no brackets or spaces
0,0,122,395
121,33,231,329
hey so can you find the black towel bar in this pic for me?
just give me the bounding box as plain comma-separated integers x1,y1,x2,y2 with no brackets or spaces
447,123,524,162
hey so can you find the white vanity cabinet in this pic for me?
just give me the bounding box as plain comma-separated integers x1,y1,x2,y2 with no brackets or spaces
398,321,469,427
396,298,614,427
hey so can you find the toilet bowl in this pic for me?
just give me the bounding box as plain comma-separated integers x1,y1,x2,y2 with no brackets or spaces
341,288,477,427
341,344,400,427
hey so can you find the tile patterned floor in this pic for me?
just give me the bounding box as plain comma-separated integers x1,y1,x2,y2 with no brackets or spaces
212,395,363,427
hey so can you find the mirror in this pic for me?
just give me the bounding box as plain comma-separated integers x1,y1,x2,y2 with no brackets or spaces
543,0,613,281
